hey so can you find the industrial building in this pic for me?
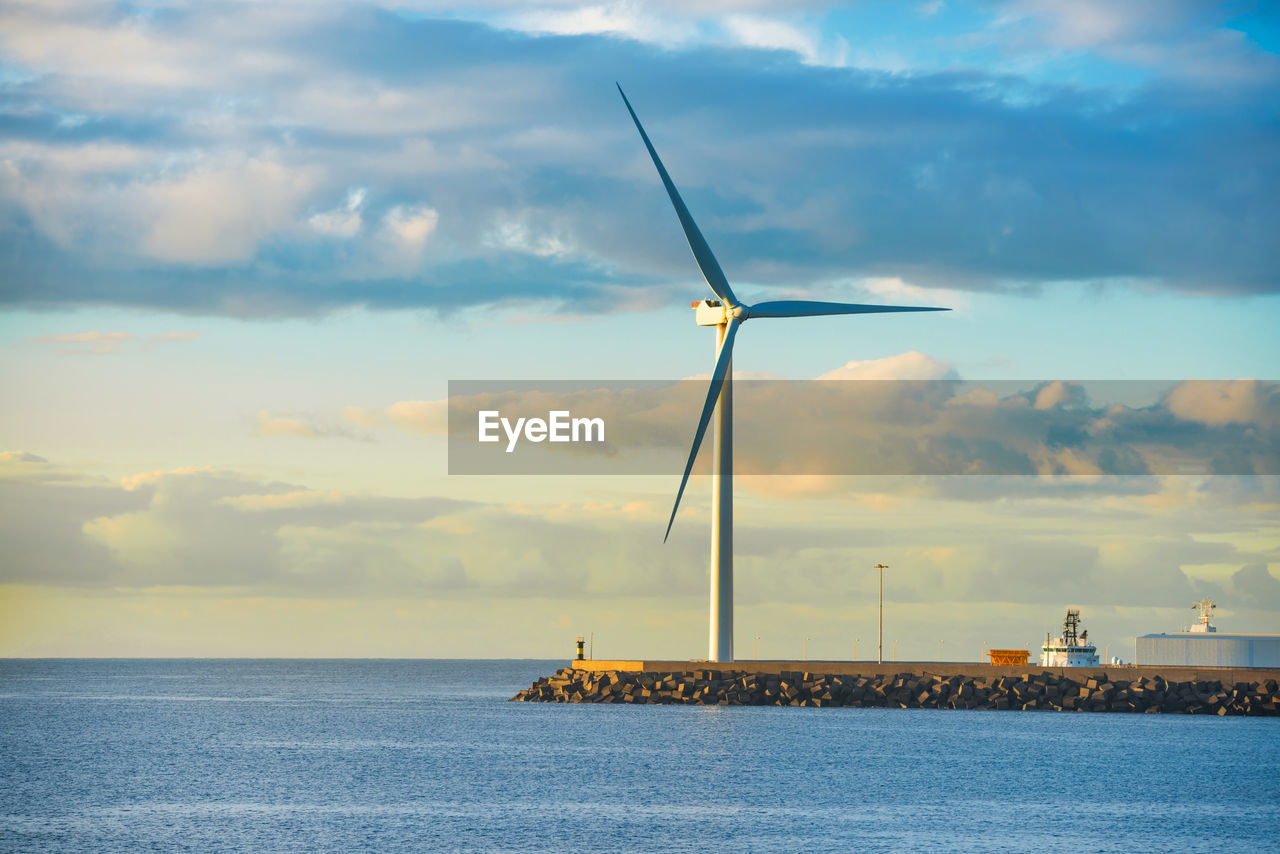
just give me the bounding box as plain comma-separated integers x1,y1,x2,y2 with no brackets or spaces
1136,600,1280,668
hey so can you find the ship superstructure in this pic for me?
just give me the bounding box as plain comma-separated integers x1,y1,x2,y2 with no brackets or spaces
1040,609,1100,667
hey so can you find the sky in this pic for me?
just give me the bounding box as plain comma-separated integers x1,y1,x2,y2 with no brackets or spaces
1,0,1278,659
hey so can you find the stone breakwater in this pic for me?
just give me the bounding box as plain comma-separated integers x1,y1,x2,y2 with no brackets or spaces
512,668,1280,715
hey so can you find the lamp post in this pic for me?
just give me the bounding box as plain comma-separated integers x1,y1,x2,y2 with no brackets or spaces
754,635,760,662
874,564,888,664
804,636,812,662
853,637,860,662
938,639,943,663
892,639,897,663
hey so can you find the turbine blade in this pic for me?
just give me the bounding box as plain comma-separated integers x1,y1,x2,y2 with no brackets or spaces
664,318,739,542
748,300,950,318
617,84,739,307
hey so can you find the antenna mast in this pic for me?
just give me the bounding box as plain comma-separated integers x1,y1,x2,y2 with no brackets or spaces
1190,599,1217,633
1063,609,1081,646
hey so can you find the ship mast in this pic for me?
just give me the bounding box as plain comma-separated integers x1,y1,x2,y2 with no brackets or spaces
1190,599,1217,632
1063,609,1081,646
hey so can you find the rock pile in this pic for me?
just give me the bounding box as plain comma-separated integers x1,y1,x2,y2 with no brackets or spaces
512,668,1280,715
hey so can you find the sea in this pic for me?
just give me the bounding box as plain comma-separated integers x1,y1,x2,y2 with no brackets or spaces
1,659,1277,853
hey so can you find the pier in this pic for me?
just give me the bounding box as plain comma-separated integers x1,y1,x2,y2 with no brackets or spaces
513,660,1280,715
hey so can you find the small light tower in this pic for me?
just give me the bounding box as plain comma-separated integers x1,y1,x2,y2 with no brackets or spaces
575,636,585,661
874,564,889,664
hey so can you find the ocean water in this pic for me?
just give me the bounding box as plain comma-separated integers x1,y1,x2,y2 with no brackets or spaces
1,660,1277,853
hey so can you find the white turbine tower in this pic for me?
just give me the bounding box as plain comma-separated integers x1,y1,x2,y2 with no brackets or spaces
619,86,949,662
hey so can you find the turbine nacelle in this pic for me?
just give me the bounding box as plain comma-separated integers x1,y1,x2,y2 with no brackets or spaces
692,298,731,326
693,299,754,326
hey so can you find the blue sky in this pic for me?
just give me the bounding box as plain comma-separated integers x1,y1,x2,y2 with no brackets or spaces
1,0,1277,657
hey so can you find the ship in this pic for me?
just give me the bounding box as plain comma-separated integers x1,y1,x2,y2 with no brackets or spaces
1039,608,1100,667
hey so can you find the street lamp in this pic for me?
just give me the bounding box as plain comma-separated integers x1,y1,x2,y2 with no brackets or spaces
804,636,813,662
892,639,897,663
853,637,860,662
754,635,760,662
874,564,889,664
938,639,943,663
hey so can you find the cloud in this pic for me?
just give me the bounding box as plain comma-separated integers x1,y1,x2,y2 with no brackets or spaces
5,463,475,592
120,466,219,491
254,409,373,440
379,203,440,269
386,400,448,436
256,411,320,438
309,188,367,238
334,399,452,437
993,0,1280,84
1231,563,1280,609
443,375,1280,479
502,3,702,45
721,14,824,65
0,6,1275,317
1,453,1276,647
137,156,317,264
221,490,348,512
28,330,204,355
144,331,204,345
383,205,438,247
817,351,957,381
0,451,47,464
29,331,134,355
1165,379,1279,428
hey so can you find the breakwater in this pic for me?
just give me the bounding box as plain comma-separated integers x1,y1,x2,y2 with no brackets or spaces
512,665,1280,715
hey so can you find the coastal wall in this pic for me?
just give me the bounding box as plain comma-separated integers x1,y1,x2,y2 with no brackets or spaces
568,659,1280,686
512,661,1280,715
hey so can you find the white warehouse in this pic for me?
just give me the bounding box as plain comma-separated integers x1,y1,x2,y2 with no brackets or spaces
1136,600,1280,668
1137,633,1280,668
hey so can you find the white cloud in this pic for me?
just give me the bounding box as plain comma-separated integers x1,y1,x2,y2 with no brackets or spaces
308,188,366,238
1165,379,1277,428
383,204,439,249
861,276,970,312
222,490,347,511
0,451,47,464
121,466,218,491
386,400,448,436
0,147,323,263
487,211,572,258
139,156,317,263
817,350,957,381
502,3,701,44
27,330,203,355
29,330,134,355
992,0,1280,85
722,14,823,65
256,410,319,438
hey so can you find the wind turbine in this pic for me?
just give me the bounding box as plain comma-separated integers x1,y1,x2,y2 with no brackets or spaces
618,85,949,662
